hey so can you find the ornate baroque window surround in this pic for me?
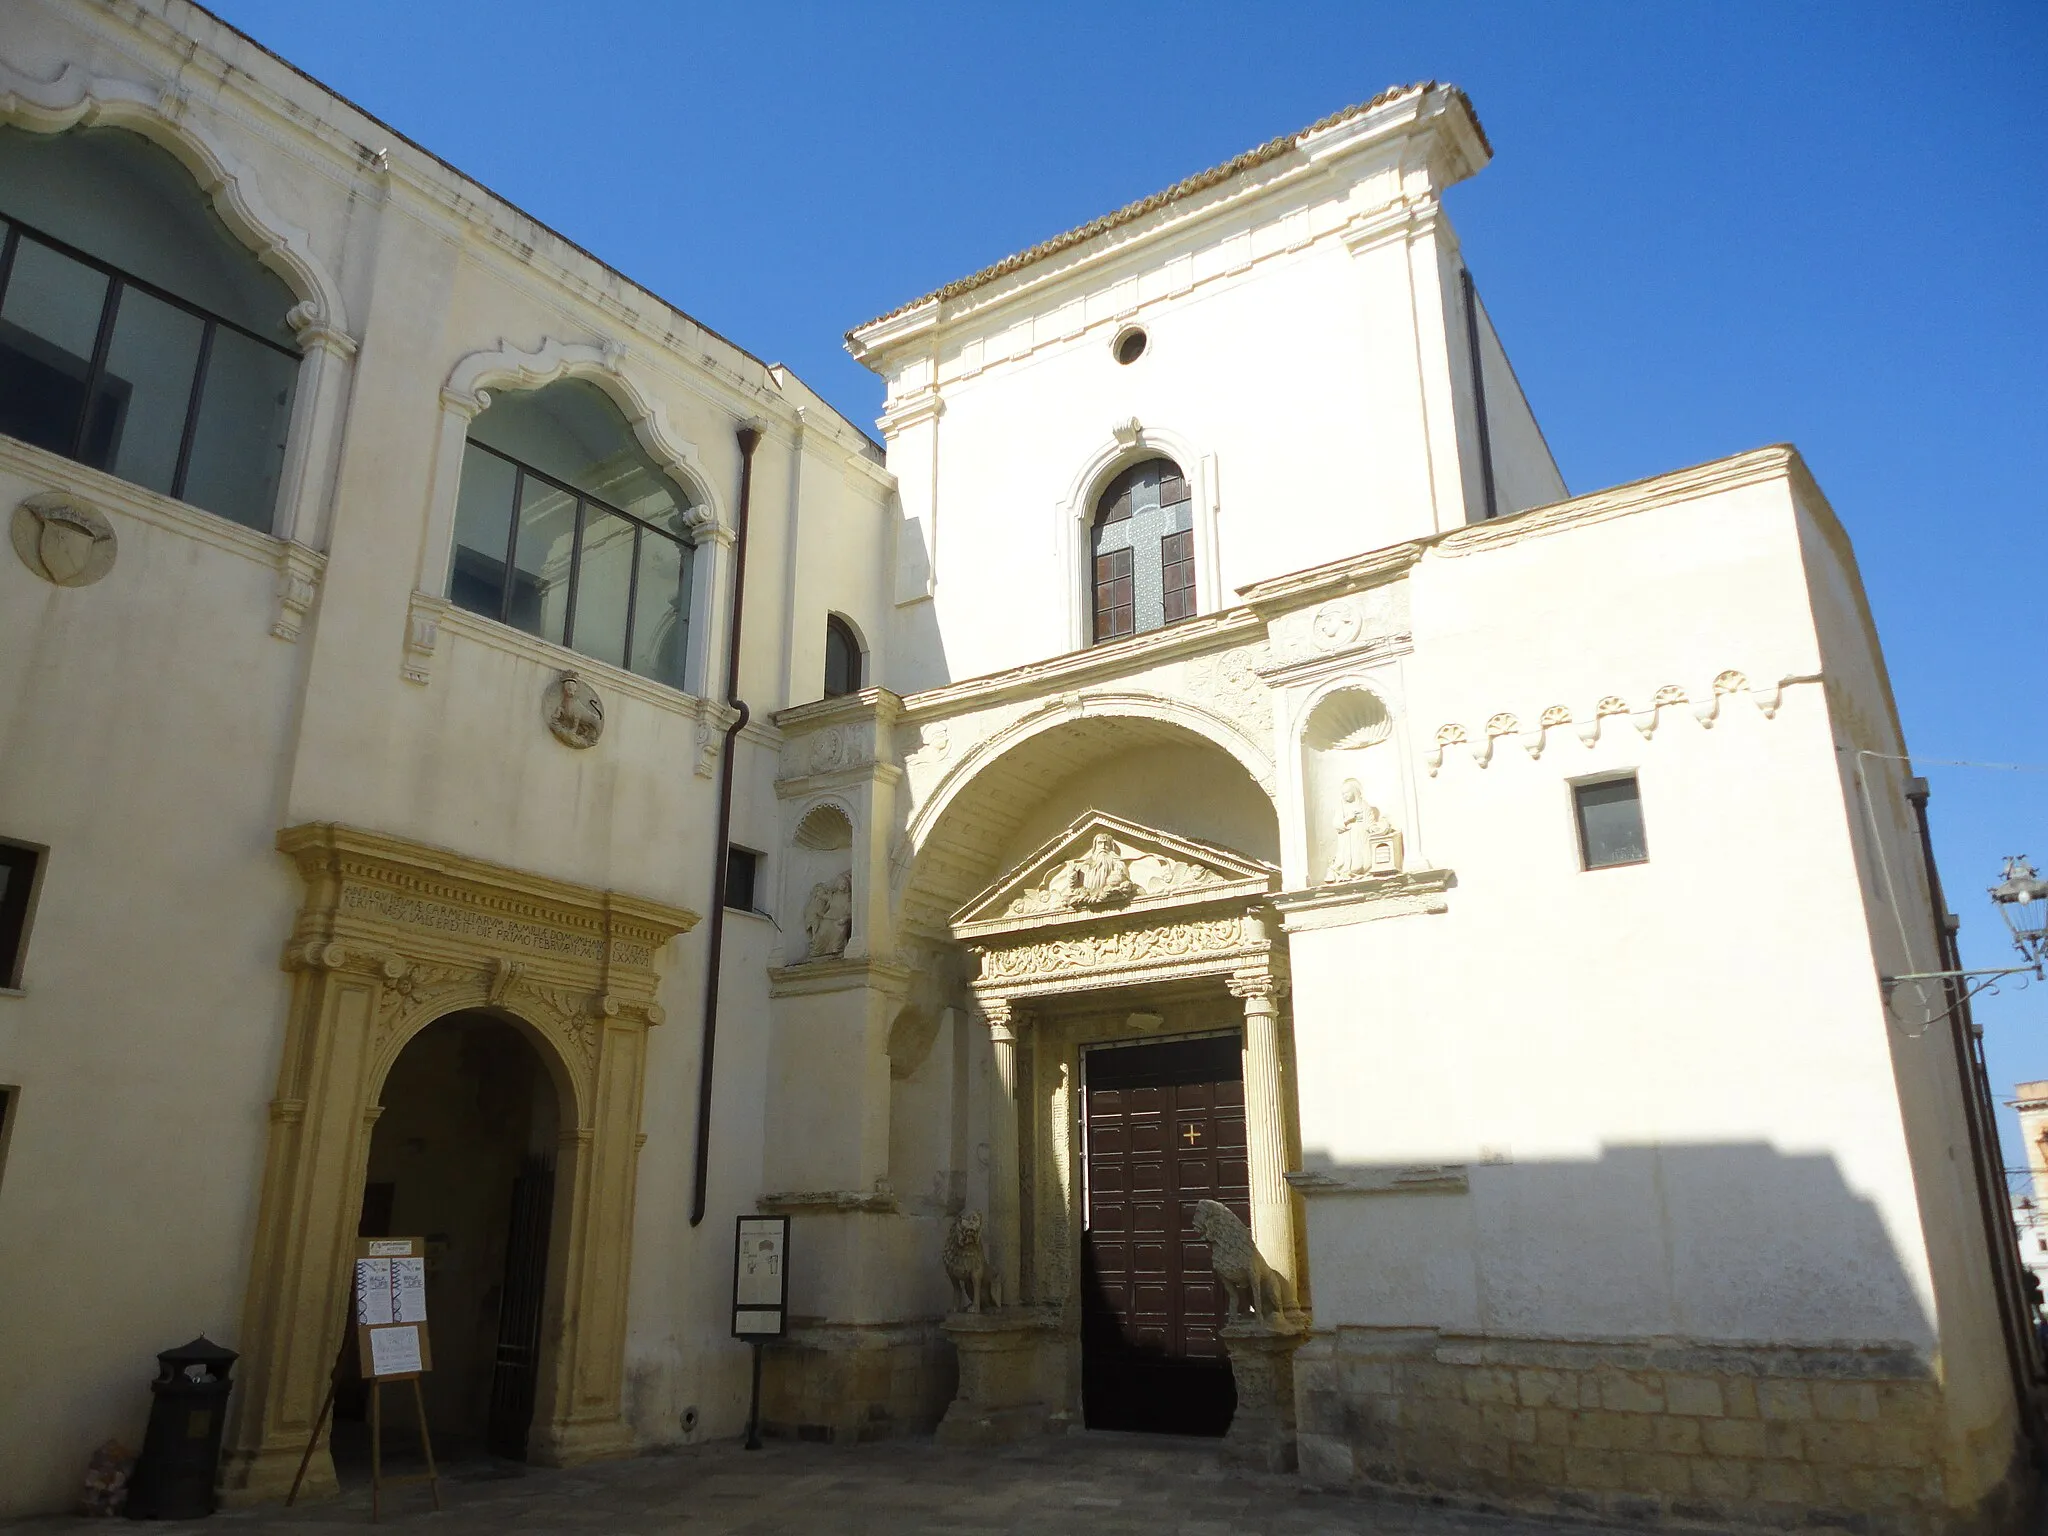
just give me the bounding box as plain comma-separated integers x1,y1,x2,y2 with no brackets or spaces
0,58,359,551
411,338,729,696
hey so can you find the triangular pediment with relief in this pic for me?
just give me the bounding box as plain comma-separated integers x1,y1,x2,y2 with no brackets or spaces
951,812,1278,941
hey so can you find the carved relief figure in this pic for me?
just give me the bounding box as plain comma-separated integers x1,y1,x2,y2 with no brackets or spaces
544,673,605,749
802,869,853,958
1192,1198,1297,1327
942,1209,1002,1313
1062,832,1137,909
1323,779,1402,882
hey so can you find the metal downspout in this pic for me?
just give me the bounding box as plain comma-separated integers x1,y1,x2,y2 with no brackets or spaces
689,424,760,1226
1904,776,2048,1459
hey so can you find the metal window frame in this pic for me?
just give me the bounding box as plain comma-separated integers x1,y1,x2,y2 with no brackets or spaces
823,614,863,697
1569,770,1649,872
463,440,687,683
1088,456,1196,646
0,837,48,991
0,213,299,507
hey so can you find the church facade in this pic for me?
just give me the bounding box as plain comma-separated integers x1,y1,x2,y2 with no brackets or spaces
0,3,2039,1529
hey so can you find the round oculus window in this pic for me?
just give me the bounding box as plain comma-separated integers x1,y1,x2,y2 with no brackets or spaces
1113,327,1148,365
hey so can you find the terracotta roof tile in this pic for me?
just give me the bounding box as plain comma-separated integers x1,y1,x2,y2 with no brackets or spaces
848,83,1485,343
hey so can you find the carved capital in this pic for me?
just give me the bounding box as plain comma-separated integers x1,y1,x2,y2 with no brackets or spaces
979,997,1031,1042
1227,967,1286,1005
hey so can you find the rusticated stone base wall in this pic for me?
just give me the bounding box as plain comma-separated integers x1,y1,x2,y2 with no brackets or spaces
760,1322,956,1444
1295,1327,2030,1534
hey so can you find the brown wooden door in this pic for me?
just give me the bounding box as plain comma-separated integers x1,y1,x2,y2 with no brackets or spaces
1081,1033,1246,1434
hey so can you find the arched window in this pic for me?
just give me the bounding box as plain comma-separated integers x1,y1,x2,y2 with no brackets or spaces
823,615,863,698
448,379,697,689
1091,457,1194,644
0,127,300,531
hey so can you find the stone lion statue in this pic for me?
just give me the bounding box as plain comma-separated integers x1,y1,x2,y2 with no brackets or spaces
942,1209,1002,1314
1193,1198,1296,1326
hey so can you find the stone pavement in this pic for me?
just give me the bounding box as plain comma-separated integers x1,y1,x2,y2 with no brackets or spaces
12,1433,1672,1535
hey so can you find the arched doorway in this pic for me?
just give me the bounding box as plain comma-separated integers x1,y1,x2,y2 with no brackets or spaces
223,824,696,1503
336,1011,564,1467
898,702,1295,1440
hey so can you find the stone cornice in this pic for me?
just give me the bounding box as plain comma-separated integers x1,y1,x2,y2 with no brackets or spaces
897,608,1267,725
1286,1165,1470,1197
767,956,914,998
276,823,699,966
773,686,908,735
847,84,1487,366
1237,543,1425,620
33,9,878,455
1430,445,1801,561
1271,869,1455,931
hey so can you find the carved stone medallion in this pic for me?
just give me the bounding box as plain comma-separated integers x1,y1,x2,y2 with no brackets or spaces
545,672,605,749
12,492,116,587
1310,598,1362,650
810,726,849,773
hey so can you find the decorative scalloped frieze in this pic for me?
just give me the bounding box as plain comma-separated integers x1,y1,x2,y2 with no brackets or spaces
1426,670,1820,775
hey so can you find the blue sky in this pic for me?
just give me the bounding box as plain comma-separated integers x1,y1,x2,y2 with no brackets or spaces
205,1,2046,1160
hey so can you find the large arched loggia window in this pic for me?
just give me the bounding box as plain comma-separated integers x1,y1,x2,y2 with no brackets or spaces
823,614,863,698
1090,456,1194,644
0,127,300,531
448,379,697,689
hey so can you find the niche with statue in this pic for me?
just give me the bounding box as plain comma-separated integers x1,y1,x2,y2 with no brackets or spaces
790,802,854,961
1301,687,1405,885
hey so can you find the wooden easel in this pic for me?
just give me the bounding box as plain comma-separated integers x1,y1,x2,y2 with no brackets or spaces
286,1369,440,1521
285,1239,442,1522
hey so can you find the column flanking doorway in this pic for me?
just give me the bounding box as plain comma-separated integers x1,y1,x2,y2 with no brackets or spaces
1081,1033,1247,1435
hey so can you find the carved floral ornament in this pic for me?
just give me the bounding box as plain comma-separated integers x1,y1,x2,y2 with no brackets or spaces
275,823,697,1100
972,912,1265,988
1426,670,1819,774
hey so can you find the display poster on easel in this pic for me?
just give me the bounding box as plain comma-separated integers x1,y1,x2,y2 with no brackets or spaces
355,1236,433,1377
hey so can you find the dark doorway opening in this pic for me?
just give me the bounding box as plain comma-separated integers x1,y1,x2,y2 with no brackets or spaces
1081,1032,1245,1436
333,1011,559,1474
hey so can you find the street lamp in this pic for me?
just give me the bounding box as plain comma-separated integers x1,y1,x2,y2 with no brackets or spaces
1881,855,2047,1007
1991,856,2048,973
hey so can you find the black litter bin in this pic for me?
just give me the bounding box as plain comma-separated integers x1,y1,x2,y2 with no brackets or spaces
125,1336,237,1520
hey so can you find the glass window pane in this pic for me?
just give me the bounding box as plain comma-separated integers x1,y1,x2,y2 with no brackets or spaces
630,531,690,688
571,507,634,669
1576,778,1647,868
96,286,203,494
509,475,577,645
0,235,109,458
181,327,296,531
449,446,518,619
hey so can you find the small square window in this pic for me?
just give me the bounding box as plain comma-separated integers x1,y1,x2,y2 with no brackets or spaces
724,846,762,913
0,840,45,989
1573,776,1647,870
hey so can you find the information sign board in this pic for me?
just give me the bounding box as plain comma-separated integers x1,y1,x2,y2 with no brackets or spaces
732,1215,789,1338
355,1236,433,1379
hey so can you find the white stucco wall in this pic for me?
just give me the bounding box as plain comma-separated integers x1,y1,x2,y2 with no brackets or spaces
0,0,891,1512
855,86,1498,692
1287,469,1947,1355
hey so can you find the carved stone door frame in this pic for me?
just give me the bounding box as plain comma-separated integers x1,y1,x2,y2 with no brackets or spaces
220,824,696,1503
